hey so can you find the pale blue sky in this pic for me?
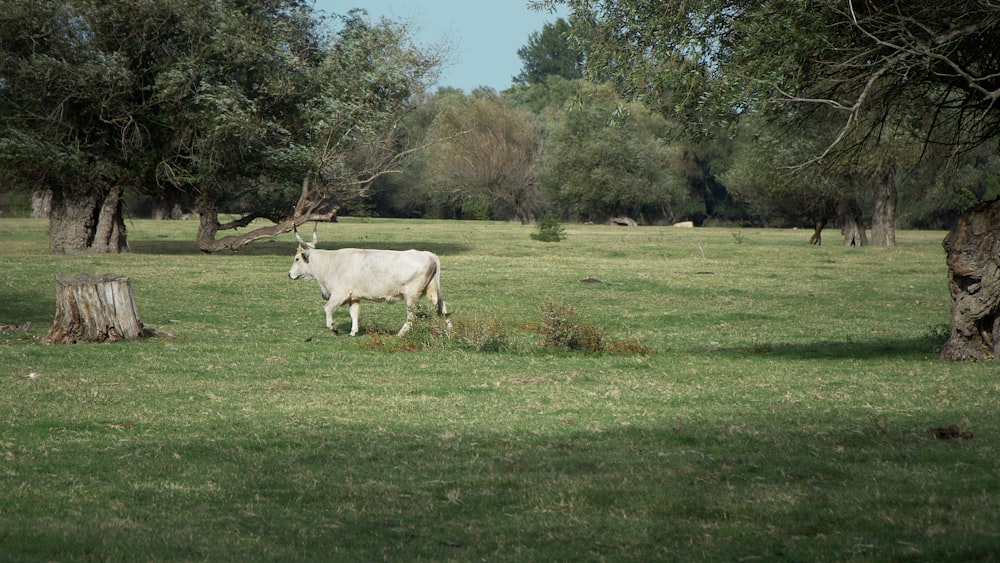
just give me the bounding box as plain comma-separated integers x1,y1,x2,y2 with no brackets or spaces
312,1,567,92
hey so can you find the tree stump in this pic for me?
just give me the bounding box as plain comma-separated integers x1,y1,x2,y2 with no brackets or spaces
941,199,1000,361
45,273,145,344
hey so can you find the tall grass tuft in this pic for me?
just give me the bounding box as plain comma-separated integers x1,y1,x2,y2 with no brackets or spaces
450,316,515,352
537,298,653,354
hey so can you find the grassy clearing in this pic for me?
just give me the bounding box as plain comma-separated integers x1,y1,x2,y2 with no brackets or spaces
1,218,997,561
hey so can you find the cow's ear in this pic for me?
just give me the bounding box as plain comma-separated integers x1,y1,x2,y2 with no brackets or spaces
301,251,310,264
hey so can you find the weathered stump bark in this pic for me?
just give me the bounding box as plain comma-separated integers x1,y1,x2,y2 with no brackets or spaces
45,273,144,344
941,199,1000,361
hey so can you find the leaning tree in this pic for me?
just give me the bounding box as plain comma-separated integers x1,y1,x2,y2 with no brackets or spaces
190,9,443,252
539,0,1000,360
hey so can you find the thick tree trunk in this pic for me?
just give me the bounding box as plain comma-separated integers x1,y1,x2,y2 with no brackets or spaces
45,273,144,344
839,200,868,247
871,159,898,247
48,184,127,254
940,198,1000,361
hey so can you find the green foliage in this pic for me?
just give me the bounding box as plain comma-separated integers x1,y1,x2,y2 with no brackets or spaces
530,214,566,242
531,0,1000,234
722,111,856,226
897,144,1000,229
513,18,584,86
423,90,543,223
537,80,688,223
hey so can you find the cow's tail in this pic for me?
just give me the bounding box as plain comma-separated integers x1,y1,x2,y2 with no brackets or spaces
430,254,450,323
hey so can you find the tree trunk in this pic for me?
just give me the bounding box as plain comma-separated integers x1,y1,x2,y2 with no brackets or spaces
31,187,52,219
871,158,898,247
150,187,189,220
45,273,144,344
839,199,868,247
151,198,175,220
940,198,1000,361
48,184,127,253
809,218,827,245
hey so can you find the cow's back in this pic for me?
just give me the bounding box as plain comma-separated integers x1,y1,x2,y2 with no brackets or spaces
317,248,439,300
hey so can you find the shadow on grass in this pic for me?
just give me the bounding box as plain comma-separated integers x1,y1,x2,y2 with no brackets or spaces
128,240,473,256
1,416,992,561
708,334,947,360
0,290,54,327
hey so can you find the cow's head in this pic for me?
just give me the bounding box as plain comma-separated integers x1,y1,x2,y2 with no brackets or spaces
288,224,318,280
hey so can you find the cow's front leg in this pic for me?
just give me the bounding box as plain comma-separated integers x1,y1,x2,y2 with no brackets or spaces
348,301,361,336
323,298,343,334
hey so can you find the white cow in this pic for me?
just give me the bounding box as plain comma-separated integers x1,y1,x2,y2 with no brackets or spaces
288,227,451,336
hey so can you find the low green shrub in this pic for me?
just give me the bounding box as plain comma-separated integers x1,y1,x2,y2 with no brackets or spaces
530,214,566,242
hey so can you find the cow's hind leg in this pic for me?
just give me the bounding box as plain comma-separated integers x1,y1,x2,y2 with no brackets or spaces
398,308,414,337
397,296,417,337
430,293,452,331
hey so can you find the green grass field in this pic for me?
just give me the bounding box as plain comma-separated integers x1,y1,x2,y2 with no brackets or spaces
1,218,996,561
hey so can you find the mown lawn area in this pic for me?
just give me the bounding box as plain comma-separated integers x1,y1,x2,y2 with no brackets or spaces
1,218,996,561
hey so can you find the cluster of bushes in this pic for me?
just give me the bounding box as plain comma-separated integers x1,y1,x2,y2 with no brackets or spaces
359,298,651,355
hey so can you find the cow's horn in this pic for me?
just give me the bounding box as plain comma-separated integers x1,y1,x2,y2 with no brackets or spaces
294,224,306,246
311,222,318,245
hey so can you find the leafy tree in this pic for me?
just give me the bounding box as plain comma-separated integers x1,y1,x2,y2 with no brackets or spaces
538,0,1000,145
507,74,583,115
424,89,543,223
366,87,462,219
192,9,441,251
536,0,1000,359
897,144,1000,230
513,18,584,86
0,0,172,252
723,111,868,244
539,81,687,224
0,1,441,253
534,1,1000,245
